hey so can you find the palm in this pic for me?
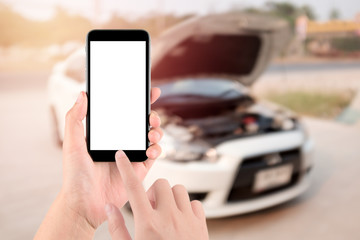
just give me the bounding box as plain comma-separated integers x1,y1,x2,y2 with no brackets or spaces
63,150,150,228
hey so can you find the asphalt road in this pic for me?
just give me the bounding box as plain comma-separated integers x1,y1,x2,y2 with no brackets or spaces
0,71,360,239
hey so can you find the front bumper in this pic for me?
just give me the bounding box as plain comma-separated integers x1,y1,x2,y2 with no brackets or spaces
144,130,314,218
205,174,311,218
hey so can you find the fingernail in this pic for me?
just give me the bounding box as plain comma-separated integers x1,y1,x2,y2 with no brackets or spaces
105,204,113,217
115,150,126,159
76,92,83,104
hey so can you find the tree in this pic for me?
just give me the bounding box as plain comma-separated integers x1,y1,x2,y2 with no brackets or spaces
265,1,298,27
329,8,340,20
300,5,316,20
265,2,316,28
266,2,297,17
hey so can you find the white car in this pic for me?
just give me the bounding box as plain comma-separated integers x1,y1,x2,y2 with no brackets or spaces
48,13,314,218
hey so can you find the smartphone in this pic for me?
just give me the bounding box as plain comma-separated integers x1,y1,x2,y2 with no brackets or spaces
86,30,150,162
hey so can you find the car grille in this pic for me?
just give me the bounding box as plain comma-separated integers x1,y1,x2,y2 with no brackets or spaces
227,148,302,202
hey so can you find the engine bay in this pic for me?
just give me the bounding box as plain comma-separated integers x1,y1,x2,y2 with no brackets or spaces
157,98,297,146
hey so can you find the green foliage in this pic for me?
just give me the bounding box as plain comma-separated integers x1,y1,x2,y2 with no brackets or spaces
300,5,316,20
243,7,267,15
329,8,340,20
265,1,317,29
266,91,353,118
331,37,360,52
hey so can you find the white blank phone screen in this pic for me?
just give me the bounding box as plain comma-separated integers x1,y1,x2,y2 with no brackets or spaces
90,41,146,150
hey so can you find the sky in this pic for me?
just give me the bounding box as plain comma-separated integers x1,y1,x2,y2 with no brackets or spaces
1,0,360,22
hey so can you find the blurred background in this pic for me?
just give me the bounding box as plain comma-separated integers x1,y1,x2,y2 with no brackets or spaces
0,0,360,239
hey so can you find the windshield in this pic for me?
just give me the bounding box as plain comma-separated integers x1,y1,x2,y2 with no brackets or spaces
157,78,248,99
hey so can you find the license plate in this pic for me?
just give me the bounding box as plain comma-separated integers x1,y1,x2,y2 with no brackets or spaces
253,164,293,193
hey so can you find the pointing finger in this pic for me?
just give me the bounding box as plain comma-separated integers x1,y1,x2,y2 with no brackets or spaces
115,150,152,217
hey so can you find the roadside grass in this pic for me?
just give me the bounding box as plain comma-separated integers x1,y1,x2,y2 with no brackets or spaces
265,91,354,118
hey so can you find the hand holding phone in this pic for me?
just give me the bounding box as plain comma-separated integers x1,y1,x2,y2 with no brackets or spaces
35,88,162,239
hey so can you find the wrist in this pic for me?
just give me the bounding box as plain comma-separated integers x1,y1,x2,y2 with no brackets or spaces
34,192,95,240
56,192,96,238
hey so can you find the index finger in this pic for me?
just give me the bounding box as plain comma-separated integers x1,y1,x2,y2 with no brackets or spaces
115,150,152,216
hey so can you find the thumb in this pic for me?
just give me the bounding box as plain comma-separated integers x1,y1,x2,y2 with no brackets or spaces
106,204,132,240
63,91,87,154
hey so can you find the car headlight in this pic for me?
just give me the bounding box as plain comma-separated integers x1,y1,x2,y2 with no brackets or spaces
159,142,219,163
272,114,296,131
202,148,219,163
159,124,220,163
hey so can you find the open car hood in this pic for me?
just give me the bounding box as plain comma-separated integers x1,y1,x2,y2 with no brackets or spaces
151,12,291,86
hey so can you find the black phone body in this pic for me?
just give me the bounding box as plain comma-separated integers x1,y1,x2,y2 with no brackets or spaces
86,30,150,162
